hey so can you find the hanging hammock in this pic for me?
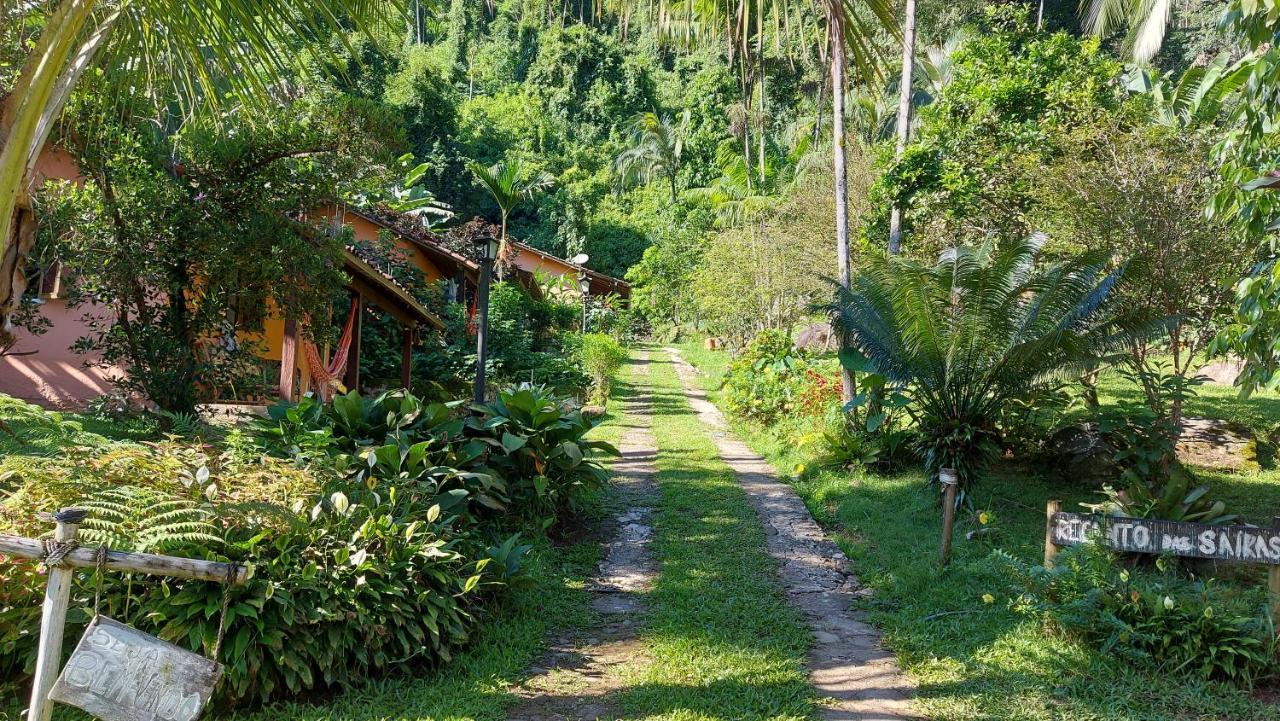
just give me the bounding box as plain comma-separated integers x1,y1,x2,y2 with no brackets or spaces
301,299,358,400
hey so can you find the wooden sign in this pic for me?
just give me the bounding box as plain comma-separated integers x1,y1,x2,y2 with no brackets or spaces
48,616,222,721
1049,511,1280,565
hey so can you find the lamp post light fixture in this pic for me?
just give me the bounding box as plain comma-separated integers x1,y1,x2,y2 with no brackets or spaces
472,231,501,404
578,272,591,333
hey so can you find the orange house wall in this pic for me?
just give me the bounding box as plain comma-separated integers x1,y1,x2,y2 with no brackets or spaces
0,299,122,409
1,146,125,409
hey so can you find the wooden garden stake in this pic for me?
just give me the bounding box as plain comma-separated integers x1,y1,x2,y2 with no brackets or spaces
939,468,958,567
28,508,86,721
1,508,250,721
1044,500,1062,568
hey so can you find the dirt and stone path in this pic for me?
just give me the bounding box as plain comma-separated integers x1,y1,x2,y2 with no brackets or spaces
666,347,918,721
507,349,917,720
507,354,658,721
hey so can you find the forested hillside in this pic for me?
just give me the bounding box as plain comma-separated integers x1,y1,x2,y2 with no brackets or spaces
287,0,1233,333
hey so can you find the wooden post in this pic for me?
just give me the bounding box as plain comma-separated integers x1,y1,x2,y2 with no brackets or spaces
1044,500,1063,568
344,293,362,393
278,316,298,401
400,326,414,390
6,512,250,721
28,508,86,721
939,468,958,567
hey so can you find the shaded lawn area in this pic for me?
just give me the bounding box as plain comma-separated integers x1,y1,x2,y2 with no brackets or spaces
675,341,1280,721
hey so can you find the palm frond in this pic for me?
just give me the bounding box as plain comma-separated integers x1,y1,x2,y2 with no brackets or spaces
822,236,1153,486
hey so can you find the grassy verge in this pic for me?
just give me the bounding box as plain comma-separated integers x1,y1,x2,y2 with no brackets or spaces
674,341,1280,721
614,349,815,721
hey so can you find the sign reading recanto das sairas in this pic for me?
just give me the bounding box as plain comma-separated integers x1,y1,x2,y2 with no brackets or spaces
1050,512,1280,565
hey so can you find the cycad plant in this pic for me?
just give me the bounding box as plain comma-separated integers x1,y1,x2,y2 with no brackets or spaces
824,235,1144,490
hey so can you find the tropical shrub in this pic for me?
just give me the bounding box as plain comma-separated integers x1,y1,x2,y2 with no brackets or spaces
0,382,611,707
578,333,627,404
0,479,504,707
474,384,617,523
723,330,809,425
433,282,589,397
993,544,1274,684
825,235,1146,491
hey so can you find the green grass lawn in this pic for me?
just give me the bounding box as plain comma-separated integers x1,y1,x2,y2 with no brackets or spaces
674,341,1280,721
613,350,815,721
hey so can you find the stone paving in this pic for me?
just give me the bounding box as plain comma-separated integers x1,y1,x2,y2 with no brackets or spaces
507,354,658,721
667,347,919,721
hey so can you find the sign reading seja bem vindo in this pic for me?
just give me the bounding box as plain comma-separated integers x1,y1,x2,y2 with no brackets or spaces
47,616,222,721
1050,512,1280,564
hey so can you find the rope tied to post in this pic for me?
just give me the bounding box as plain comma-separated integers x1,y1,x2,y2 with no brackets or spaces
38,537,79,571
92,545,108,618
211,561,240,661
35,508,89,572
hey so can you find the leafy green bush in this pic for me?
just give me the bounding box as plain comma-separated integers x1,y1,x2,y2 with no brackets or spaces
258,385,615,525
429,283,589,397
474,384,616,522
578,333,627,404
993,544,1275,685
1,479,501,707
724,330,808,425
1,382,612,708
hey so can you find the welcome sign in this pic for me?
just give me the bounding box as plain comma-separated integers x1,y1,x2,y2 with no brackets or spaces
47,616,222,721
1050,512,1280,565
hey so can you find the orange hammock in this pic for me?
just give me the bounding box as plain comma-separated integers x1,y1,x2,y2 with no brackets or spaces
302,300,358,401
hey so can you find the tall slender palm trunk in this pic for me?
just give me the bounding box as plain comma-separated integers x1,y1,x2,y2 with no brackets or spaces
829,10,854,403
887,0,916,256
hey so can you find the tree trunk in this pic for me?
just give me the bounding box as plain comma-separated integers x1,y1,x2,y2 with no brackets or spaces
756,0,767,187
1,0,112,334
830,5,853,404
887,0,917,256
0,205,37,349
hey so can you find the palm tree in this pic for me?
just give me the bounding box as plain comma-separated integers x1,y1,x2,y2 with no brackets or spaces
887,0,917,256
614,110,688,202
824,0,897,401
1080,0,1172,62
0,0,394,342
823,234,1149,490
467,158,554,252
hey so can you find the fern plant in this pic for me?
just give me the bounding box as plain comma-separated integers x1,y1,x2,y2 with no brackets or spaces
78,486,221,554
